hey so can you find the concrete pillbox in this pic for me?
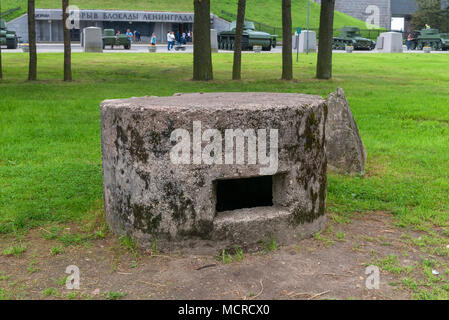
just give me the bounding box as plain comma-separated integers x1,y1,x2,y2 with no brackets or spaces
100,92,328,253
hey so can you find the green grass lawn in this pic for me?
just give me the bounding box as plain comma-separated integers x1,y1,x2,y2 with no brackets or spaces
2,0,374,31
0,52,448,236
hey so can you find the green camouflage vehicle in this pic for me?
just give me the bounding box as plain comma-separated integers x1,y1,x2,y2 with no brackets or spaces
410,28,449,51
0,18,19,49
332,27,376,50
102,29,131,50
218,21,277,51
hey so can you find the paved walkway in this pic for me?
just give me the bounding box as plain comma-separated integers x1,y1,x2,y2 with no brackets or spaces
3,43,448,54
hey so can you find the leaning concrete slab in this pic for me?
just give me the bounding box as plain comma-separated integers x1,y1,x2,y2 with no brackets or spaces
325,88,367,175
100,93,328,253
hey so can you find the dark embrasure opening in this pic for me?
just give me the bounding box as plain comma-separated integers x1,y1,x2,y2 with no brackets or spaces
215,176,273,212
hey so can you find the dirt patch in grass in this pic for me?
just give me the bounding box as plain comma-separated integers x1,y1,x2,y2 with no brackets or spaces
1,212,448,300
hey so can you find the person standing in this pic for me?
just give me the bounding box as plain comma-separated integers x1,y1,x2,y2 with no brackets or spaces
151,33,157,46
407,33,413,50
133,30,140,42
170,32,176,50
126,29,133,41
167,31,172,51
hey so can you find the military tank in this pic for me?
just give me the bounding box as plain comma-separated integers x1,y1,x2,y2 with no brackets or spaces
102,29,131,50
410,28,449,51
0,18,19,49
332,27,376,50
218,21,277,51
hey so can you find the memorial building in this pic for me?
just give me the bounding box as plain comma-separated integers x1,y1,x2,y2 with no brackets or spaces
6,8,230,43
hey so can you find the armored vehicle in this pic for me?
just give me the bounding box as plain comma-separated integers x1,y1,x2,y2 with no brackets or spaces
218,21,277,51
410,29,449,51
332,27,376,50
102,29,131,49
0,18,19,49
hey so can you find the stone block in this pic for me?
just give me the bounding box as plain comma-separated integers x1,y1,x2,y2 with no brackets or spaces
210,29,218,53
375,32,403,53
292,31,317,52
83,27,103,53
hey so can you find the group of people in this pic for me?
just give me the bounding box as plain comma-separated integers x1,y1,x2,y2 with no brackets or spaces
406,24,431,50
110,28,192,50
167,31,193,51
115,29,141,42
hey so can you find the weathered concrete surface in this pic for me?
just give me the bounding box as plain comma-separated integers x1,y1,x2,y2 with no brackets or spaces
83,27,103,53
210,29,218,53
100,92,328,253
292,31,317,53
325,88,367,175
375,32,403,53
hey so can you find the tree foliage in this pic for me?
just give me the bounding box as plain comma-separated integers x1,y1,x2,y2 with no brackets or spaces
411,0,449,32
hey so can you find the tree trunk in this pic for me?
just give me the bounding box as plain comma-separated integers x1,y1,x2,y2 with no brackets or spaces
193,0,213,81
232,0,246,80
0,0,2,80
28,0,37,81
62,0,72,81
281,0,293,80
0,45,2,80
316,0,335,80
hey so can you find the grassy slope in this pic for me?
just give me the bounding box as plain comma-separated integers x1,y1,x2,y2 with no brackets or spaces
2,0,373,30
0,52,448,235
